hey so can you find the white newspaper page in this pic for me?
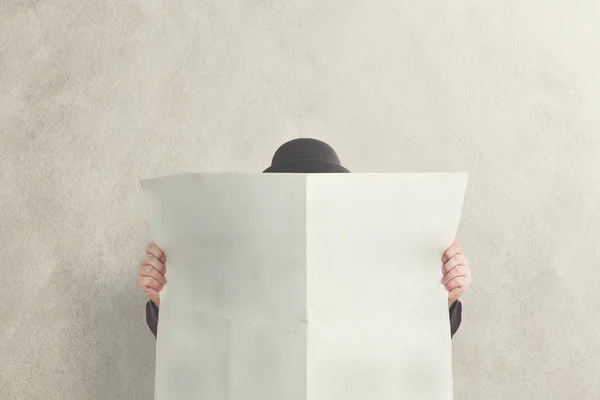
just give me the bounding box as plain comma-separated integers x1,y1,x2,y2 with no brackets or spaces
141,173,308,400
141,173,468,400
306,173,467,400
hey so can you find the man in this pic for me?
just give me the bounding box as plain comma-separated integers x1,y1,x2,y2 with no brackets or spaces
136,138,472,338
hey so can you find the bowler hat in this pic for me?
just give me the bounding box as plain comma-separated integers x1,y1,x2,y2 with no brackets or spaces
263,138,350,173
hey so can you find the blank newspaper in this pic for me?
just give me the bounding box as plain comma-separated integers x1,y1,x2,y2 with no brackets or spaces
141,172,468,400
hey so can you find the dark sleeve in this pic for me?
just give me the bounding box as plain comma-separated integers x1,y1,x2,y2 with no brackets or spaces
146,300,159,338
449,300,462,338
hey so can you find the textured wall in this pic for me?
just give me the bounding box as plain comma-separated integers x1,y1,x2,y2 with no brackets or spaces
1,1,599,399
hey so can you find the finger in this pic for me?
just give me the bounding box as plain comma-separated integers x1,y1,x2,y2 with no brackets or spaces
442,264,467,285
137,275,163,292
147,243,167,264
445,273,471,291
442,243,462,263
446,276,469,292
442,254,467,275
141,254,166,275
139,264,167,285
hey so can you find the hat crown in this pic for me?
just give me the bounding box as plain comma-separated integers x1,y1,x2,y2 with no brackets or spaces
271,138,341,165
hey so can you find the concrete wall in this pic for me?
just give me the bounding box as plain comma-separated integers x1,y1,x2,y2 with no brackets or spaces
1,1,598,399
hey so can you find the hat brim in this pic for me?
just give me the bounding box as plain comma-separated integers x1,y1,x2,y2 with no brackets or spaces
263,159,350,173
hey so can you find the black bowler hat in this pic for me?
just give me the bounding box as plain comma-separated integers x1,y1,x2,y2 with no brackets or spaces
263,138,350,173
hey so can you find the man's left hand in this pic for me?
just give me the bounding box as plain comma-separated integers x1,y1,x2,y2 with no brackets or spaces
441,243,472,307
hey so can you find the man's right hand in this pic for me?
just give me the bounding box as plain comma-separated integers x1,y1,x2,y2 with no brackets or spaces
136,243,167,307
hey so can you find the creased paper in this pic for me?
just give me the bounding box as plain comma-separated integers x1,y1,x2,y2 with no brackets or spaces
141,173,468,400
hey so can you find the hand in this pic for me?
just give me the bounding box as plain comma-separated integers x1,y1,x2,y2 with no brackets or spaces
441,243,472,307
136,243,167,307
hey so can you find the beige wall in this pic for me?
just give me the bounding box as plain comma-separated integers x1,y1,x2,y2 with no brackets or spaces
1,1,599,399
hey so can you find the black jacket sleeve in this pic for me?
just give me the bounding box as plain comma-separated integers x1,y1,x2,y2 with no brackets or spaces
449,300,462,338
146,300,159,338
146,299,463,339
